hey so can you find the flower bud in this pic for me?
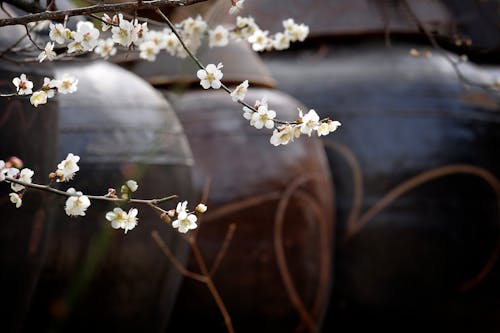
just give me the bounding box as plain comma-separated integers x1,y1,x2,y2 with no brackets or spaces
120,185,130,199
167,209,176,217
7,156,23,169
106,188,117,198
126,180,138,192
195,203,208,213
160,212,171,223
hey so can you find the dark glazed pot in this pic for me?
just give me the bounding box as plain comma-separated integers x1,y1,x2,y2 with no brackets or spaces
23,61,193,333
261,43,500,332
164,88,333,332
0,20,58,332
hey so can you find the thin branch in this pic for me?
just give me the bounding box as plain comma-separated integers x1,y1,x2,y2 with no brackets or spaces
151,230,206,283
5,176,178,204
190,240,235,333
154,8,315,127
209,223,236,277
0,0,207,27
24,24,43,51
402,0,498,92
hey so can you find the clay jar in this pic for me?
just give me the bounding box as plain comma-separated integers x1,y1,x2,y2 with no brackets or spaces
24,61,194,333
164,88,333,332
263,42,500,332
0,18,58,332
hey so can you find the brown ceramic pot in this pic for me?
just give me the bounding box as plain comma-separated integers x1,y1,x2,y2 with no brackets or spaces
163,88,333,332
0,17,58,332
23,61,194,333
261,42,500,332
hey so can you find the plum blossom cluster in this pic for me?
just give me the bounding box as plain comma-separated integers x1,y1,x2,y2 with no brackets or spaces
269,109,342,146
1,154,205,235
102,13,207,61
1,157,33,209
195,64,340,145
233,17,309,52
202,16,309,52
242,98,341,146
42,10,309,65
161,201,208,234
83,13,209,62
11,73,78,107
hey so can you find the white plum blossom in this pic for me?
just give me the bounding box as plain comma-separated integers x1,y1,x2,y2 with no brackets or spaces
133,20,149,44
235,16,258,40
101,13,118,31
9,193,22,208
11,168,34,192
139,41,160,61
126,180,138,192
123,208,138,233
106,207,128,229
230,80,249,102
56,153,80,182
182,15,207,37
172,211,198,233
37,42,57,63
3,167,19,183
283,18,309,42
94,39,117,58
67,39,85,54
12,74,33,95
58,74,78,94
317,120,342,137
30,91,48,107
197,63,224,89
248,29,270,52
208,25,229,48
49,23,67,44
146,30,167,49
270,125,297,146
41,77,59,98
106,207,138,233
176,200,188,215
112,14,138,47
273,32,290,50
242,106,253,122
299,109,320,136
229,0,245,14
0,160,5,182
74,21,100,51
64,188,91,217
251,104,276,129
328,120,342,132
164,31,181,56
317,122,330,137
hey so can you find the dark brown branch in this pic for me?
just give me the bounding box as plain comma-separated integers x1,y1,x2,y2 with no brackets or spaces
209,223,236,277
189,239,235,333
0,0,206,27
402,0,498,92
151,230,206,283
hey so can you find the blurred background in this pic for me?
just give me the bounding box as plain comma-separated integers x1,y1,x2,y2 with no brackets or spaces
1,0,500,332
